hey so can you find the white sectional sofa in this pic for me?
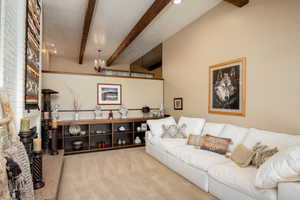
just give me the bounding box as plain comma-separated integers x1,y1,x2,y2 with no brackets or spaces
146,119,300,200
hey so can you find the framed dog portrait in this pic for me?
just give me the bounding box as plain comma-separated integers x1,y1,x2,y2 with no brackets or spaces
97,83,122,105
174,98,183,110
209,58,246,116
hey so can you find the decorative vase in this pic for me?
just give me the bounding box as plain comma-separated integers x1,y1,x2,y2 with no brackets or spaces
118,139,122,145
135,137,141,144
74,112,80,121
159,104,165,117
119,105,128,119
94,105,103,119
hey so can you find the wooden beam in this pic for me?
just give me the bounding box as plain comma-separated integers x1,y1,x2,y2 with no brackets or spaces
107,0,171,66
224,0,249,7
79,0,97,64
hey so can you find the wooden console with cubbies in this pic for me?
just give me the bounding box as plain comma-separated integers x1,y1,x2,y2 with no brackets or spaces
55,117,160,155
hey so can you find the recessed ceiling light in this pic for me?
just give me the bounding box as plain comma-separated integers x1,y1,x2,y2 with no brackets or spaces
173,0,182,5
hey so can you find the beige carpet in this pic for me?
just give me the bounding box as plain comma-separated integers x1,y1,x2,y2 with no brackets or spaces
58,148,217,200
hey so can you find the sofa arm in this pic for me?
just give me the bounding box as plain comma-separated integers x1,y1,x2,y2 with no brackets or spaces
278,182,300,200
145,131,153,144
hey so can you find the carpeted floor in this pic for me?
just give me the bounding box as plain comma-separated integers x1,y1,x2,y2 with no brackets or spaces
58,147,217,200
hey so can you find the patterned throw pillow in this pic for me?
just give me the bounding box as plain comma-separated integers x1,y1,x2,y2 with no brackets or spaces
200,135,231,155
187,134,203,146
251,142,278,168
161,124,187,139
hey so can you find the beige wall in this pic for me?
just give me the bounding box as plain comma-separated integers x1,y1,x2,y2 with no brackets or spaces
163,0,300,134
43,55,130,74
42,73,163,120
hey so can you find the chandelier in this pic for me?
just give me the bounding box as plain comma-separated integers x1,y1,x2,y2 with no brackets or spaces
94,49,106,73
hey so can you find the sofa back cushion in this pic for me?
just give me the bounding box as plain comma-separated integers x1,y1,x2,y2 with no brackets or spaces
202,122,225,137
243,128,300,151
147,117,176,137
161,124,187,139
219,124,249,152
178,116,206,137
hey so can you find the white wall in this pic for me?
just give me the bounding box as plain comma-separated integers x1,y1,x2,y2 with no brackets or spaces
0,0,42,134
42,72,164,120
163,0,300,134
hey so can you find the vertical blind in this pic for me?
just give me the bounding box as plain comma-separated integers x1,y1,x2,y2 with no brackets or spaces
0,0,26,129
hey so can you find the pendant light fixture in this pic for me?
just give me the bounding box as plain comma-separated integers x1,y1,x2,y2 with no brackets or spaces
94,49,107,73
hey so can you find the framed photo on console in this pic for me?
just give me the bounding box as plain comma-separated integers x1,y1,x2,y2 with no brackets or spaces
97,83,122,105
209,58,246,116
174,98,183,110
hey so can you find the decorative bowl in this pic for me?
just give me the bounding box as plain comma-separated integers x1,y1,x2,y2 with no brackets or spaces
119,126,126,131
72,140,83,150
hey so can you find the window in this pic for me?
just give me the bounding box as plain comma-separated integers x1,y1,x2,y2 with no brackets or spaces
0,0,26,130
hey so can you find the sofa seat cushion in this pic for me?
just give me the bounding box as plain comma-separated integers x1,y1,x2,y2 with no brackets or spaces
149,137,187,152
208,162,277,200
164,143,230,172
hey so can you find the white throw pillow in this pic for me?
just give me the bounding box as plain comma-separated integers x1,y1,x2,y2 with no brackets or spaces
255,146,300,189
202,122,225,137
178,116,206,137
243,128,300,151
147,117,176,137
219,124,249,152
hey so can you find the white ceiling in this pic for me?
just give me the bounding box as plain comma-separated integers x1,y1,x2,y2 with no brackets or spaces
44,0,222,65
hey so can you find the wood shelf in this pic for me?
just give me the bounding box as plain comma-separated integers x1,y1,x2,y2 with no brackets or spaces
114,131,133,134
57,117,161,126
64,135,89,139
90,133,112,136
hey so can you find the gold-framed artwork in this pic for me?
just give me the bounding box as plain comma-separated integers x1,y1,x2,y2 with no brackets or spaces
209,57,246,116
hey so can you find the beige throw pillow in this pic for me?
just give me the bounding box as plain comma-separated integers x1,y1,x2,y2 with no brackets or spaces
231,144,256,168
187,134,203,146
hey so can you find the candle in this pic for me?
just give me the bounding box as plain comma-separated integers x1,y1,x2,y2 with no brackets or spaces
33,138,42,152
20,117,30,132
43,112,49,119
52,120,58,128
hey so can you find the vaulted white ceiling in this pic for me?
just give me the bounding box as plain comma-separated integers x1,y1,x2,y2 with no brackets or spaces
44,0,222,65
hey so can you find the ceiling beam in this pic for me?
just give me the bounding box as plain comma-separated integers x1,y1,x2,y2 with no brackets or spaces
106,0,171,66
79,0,97,64
224,0,249,7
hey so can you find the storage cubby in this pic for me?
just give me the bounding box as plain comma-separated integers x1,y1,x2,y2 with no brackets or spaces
57,117,160,155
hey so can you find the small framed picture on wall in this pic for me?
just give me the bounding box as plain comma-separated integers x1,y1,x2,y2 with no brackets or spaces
174,98,183,110
97,83,122,105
